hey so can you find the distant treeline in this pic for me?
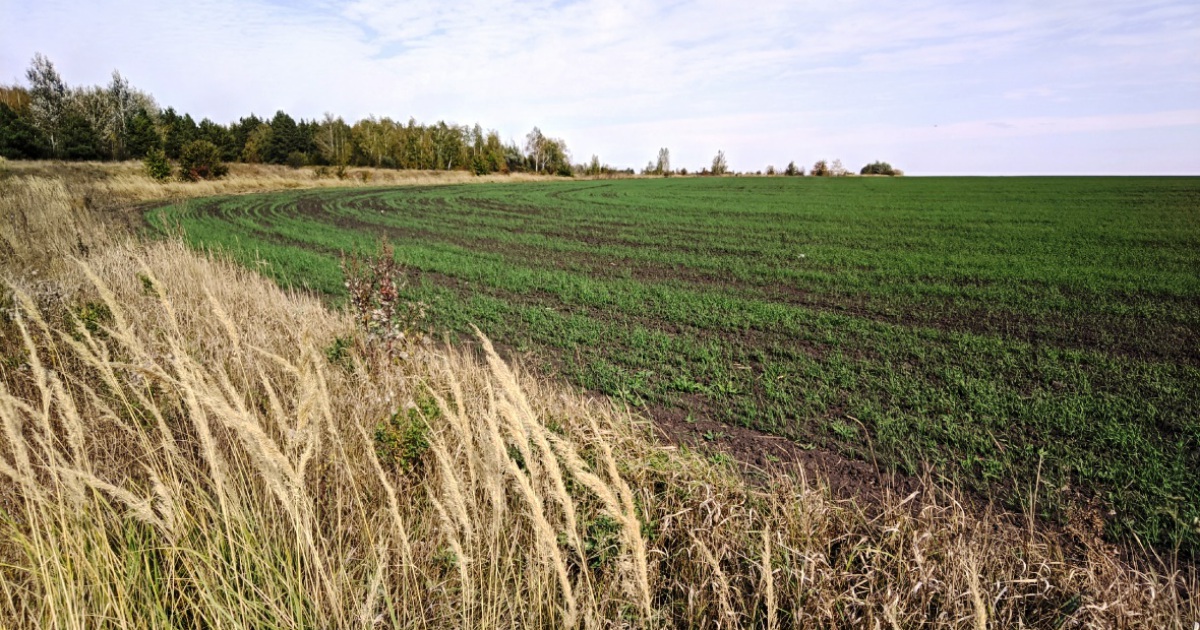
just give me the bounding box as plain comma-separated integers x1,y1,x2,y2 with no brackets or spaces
0,54,580,176
2,54,901,179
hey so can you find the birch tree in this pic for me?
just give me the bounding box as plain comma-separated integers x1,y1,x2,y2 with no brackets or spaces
525,126,546,172
656,147,671,176
316,112,352,168
711,150,728,175
25,53,68,157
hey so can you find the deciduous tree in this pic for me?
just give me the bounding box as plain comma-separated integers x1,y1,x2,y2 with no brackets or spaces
0,85,31,113
25,53,68,157
104,70,154,159
711,150,728,175
316,112,352,168
860,160,898,176
352,116,391,168
241,123,271,163
542,137,571,176
656,147,671,176
525,126,546,173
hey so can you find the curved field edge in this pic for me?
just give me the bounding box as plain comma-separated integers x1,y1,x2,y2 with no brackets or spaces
150,177,1200,555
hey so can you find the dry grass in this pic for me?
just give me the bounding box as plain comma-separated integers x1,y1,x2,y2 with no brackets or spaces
0,168,1195,628
0,160,554,274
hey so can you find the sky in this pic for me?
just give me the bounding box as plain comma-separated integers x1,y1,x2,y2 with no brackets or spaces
2,0,1198,174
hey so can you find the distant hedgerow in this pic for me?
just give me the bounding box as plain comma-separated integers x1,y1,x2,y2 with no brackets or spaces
861,161,900,176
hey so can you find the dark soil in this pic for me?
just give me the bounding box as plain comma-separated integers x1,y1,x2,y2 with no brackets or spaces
648,399,924,504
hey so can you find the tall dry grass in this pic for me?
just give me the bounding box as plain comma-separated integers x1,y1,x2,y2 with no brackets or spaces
0,160,552,274
0,168,1195,628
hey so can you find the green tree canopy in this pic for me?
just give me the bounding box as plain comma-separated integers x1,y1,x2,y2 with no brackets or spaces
125,108,160,158
0,102,45,159
265,110,302,164
178,139,228,180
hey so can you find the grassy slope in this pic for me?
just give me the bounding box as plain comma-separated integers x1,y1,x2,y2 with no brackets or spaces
1,164,1196,627
152,176,1200,553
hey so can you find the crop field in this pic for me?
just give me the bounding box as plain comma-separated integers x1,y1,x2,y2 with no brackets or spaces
151,176,1200,552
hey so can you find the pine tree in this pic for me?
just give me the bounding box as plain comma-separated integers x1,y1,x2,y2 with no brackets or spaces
160,108,197,159
143,147,172,180
265,110,300,164
0,102,45,159
125,109,160,158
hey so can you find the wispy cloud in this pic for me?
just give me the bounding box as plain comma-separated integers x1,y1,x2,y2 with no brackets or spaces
1,0,1197,173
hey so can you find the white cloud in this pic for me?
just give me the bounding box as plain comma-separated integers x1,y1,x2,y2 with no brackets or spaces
1,0,1198,173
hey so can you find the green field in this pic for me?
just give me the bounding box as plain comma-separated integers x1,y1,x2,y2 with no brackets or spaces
151,176,1200,553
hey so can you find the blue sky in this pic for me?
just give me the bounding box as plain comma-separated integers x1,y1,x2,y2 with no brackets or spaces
2,0,1198,174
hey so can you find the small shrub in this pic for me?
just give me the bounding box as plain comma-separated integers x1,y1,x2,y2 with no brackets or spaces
285,151,307,169
67,301,112,340
324,335,354,370
137,273,157,296
374,396,435,473
471,155,488,176
341,239,425,360
830,420,858,440
709,452,734,466
142,148,173,181
506,444,526,470
582,514,623,570
431,546,458,573
178,140,228,181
